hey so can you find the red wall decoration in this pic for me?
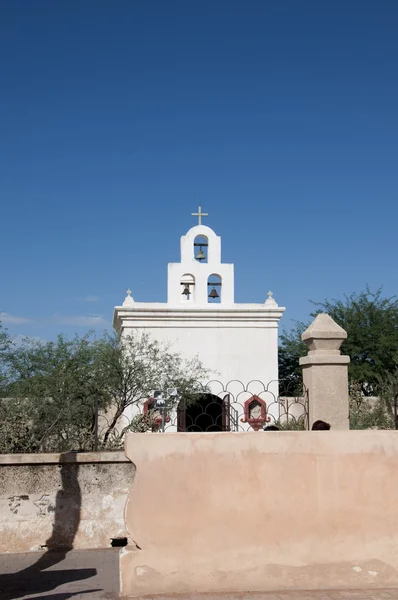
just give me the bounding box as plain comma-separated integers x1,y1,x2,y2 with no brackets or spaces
143,398,171,428
240,395,270,431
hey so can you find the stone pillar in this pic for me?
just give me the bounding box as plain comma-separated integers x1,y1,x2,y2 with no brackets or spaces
299,313,350,430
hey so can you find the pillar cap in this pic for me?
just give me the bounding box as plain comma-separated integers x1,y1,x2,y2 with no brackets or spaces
301,313,348,355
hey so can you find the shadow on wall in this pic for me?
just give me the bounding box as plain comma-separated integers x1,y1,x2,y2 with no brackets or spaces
0,452,100,600
43,450,82,552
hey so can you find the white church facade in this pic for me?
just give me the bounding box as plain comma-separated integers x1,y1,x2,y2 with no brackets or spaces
113,208,285,431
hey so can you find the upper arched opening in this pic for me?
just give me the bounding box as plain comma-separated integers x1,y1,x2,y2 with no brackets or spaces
194,235,208,263
180,225,221,265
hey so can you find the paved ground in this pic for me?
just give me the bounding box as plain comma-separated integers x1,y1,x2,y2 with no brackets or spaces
172,593,398,600
0,548,120,599
2,549,398,599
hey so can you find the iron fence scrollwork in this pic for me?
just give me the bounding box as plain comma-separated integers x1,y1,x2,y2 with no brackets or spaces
0,379,309,453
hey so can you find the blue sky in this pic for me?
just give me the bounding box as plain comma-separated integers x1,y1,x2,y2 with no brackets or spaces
1,0,397,342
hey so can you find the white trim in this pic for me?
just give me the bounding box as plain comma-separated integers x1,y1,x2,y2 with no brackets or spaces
113,305,285,331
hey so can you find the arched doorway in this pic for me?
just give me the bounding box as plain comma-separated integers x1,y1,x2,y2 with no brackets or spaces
177,394,230,432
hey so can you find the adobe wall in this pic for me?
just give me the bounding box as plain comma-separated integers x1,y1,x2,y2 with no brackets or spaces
121,431,398,596
0,452,134,553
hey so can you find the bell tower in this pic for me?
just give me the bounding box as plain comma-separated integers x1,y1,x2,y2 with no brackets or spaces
114,204,285,409
167,207,235,306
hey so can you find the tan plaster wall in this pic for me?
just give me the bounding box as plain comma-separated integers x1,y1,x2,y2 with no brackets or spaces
121,431,398,596
0,452,134,553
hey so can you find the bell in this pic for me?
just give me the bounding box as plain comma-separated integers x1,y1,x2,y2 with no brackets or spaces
182,285,190,296
208,287,219,299
195,246,206,261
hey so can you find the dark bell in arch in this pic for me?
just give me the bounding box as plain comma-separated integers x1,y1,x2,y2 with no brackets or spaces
182,285,190,296
208,287,219,299
195,246,206,261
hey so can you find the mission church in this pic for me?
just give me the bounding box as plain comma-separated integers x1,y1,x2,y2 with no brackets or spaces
113,207,285,432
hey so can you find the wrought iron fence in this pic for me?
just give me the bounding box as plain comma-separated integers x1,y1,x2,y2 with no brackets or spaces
151,379,309,433
0,380,308,453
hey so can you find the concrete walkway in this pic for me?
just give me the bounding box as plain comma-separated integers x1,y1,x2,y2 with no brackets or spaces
0,548,119,599
2,549,398,599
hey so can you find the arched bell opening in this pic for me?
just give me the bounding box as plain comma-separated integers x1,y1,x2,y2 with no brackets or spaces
193,235,208,263
180,273,195,303
207,274,222,303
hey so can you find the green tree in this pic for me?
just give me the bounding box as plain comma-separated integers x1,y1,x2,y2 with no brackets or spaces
0,330,209,452
349,382,394,430
278,322,307,395
279,289,398,396
96,331,209,444
0,321,12,391
312,288,398,394
374,369,398,428
2,333,107,452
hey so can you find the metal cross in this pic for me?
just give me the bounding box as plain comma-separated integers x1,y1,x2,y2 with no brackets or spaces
126,289,132,296
192,205,208,225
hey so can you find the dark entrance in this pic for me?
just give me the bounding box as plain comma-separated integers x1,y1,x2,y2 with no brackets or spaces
177,394,230,432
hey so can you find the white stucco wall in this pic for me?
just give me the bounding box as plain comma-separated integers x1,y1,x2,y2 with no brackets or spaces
120,316,279,385
113,221,285,429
